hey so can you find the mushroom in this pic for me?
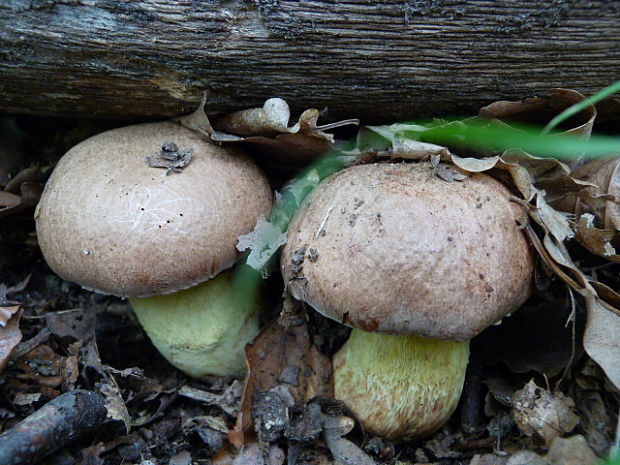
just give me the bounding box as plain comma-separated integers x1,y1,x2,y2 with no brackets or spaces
281,162,534,439
35,121,272,377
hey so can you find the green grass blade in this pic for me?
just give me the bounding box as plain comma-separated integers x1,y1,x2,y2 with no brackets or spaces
420,121,620,160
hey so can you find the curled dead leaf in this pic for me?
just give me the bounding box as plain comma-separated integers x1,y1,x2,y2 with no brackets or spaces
553,158,620,262
178,95,358,167
214,98,297,136
0,191,21,217
0,165,43,219
479,88,596,141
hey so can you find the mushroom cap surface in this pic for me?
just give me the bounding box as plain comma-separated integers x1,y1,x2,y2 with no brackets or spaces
36,121,272,297
281,162,534,340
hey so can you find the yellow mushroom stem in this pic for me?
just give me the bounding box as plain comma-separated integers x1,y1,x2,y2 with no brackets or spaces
333,329,469,440
130,270,259,378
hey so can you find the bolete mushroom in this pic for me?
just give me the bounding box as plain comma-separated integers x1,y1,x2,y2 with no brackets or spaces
281,162,534,439
35,121,272,377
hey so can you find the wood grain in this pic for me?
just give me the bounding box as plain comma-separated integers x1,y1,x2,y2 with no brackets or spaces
0,0,619,122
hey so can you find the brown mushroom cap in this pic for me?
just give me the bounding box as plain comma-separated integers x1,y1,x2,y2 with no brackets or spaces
281,162,534,340
36,121,272,297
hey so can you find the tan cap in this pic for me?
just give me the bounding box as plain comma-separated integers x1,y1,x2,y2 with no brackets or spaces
281,162,533,340
36,121,272,297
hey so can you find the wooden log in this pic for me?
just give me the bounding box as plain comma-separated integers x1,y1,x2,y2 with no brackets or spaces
0,0,619,123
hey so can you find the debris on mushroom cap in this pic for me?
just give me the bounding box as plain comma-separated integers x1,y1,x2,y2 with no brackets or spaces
35,121,272,297
281,162,535,340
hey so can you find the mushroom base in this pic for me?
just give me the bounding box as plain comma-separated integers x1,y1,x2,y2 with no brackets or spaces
130,270,260,378
333,329,469,440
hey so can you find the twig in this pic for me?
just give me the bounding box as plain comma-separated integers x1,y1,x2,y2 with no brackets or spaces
554,287,577,391
10,327,51,361
0,390,108,465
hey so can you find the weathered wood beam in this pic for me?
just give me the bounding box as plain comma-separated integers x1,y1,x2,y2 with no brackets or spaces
0,0,619,123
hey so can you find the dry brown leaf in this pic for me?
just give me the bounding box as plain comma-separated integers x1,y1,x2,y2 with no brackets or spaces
512,380,579,446
434,163,469,182
0,167,43,219
479,88,596,141
583,297,620,390
574,214,619,259
552,158,620,262
0,305,20,327
236,106,358,167
230,298,332,448
243,134,333,167
214,98,295,136
178,95,357,167
391,138,452,161
12,345,66,390
451,155,500,172
99,379,131,433
0,191,21,217
534,194,574,243
0,308,22,372
4,166,42,193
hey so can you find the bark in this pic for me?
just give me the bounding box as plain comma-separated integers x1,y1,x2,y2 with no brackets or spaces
0,390,108,465
0,0,619,123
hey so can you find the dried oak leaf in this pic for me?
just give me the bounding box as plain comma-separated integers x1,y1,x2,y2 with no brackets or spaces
178,94,358,167
512,380,579,446
230,298,332,448
0,308,22,372
553,158,620,262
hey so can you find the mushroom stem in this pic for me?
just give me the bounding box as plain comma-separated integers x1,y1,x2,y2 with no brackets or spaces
130,269,259,378
333,329,469,440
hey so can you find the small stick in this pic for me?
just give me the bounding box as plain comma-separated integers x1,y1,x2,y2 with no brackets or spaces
0,390,108,465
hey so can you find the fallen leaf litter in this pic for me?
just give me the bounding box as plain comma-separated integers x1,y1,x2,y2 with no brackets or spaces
0,90,618,465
